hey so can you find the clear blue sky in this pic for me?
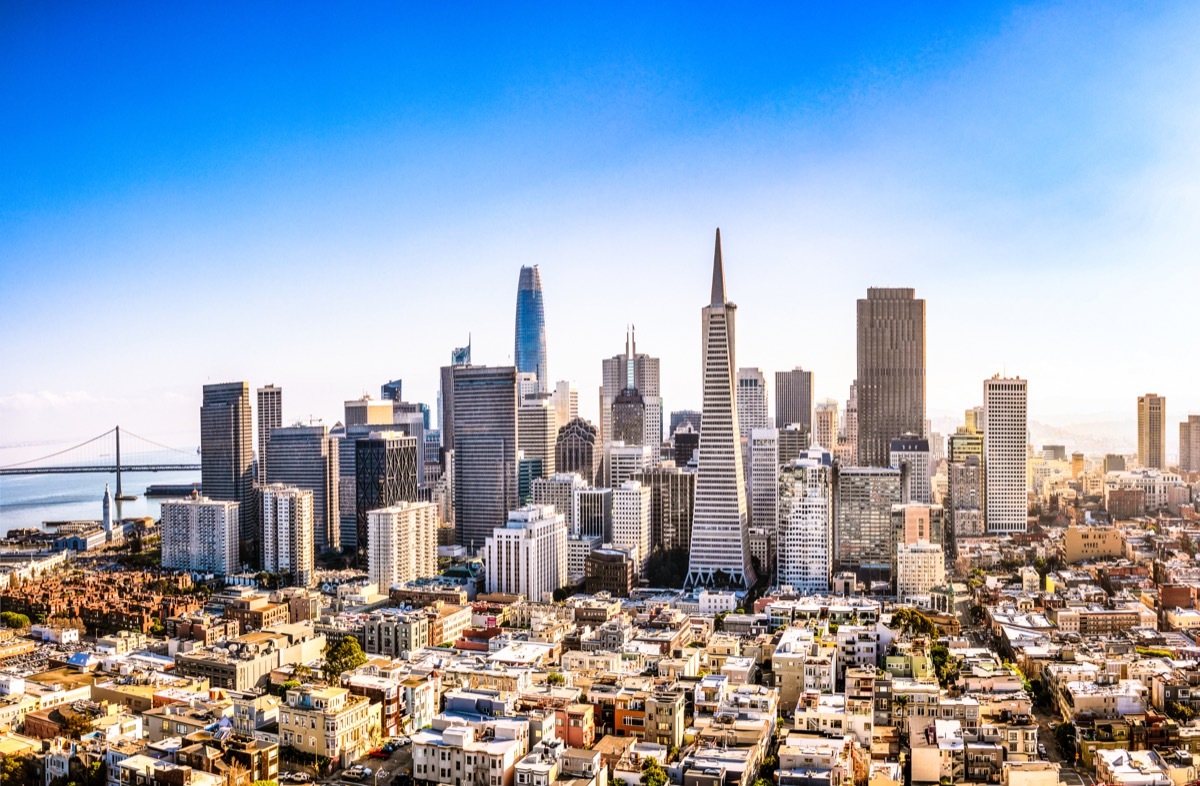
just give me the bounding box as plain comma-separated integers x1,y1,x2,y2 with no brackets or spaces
2,3,1198,455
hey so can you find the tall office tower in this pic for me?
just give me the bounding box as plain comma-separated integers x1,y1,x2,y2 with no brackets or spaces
833,466,903,584
355,432,419,567
601,327,662,449
345,396,393,427
965,406,985,433
517,456,543,505
514,266,549,393
517,372,540,404
838,382,859,465
672,424,700,468
161,496,239,576
391,406,428,489
531,472,588,534
856,288,926,467
518,398,557,480
813,400,839,452
256,385,283,484
889,435,931,504
367,501,438,593
260,484,315,588
778,423,809,466
736,368,770,438
948,426,984,464
605,442,655,489
612,480,652,573
452,366,519,552
267,425,340,553
1182,416,1200,473
484,504,567,601
611,388,646,446
633,464,696,552
748,428,780,531
575,487,614,541
556,417,602,486
777,446,833,593
687,230,756,588
438,340,472,447
775,367,815,434
669,410,702,436
380,379,403,402
336,424,371,551
947,456,983,552
550,381,579,431
1138,394,1167,470
201,382,256,568
983,375,1028,534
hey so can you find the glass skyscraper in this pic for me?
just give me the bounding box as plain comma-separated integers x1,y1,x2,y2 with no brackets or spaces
514,266,548,392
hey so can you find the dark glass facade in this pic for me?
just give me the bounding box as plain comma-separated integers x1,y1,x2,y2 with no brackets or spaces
514,266,548,391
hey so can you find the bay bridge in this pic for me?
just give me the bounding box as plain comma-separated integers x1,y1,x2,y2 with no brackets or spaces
0,427,201,498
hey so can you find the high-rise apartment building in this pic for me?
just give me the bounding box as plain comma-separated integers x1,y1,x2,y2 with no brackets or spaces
612,480,652,573
515,266,549,393
1181,415,1200,473
633,464,696,552
201,382,256,568
813,400,839,452
260,484,315,588
484,505,567,602
452,366,518,552
889,435,931,504
256,385,282,484
983,375,1028,534
775,367,814,435
601,328,662,450
856,288,926,467
355,432,419,567
687,230,756,588
518,398,557,479
367,502,438,592
267,425,340,553
736,368,770,438
556,417,601,486
1138,394,1166,470
834,466,903,583
748,428,779,531
777,446,833,593
161,495,239,576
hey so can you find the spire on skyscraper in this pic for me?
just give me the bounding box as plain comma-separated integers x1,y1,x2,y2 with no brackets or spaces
711,228,726,307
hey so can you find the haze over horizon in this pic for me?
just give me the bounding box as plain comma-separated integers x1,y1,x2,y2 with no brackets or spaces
3,3,1199,458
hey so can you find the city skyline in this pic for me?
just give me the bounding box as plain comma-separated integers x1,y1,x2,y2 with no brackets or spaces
4,4,1200,455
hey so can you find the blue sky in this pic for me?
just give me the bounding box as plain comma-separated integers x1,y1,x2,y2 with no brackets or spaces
2,3,1198,455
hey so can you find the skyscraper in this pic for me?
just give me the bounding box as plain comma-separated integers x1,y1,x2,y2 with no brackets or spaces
201,382,255,568
833,466,903,583
813,400,839,452
889,435,932,505
601,328,662,449
556,417,602,487
1138,393,1166,470
367,501,439,593
748,428,779,531
777,446,833,593
355,432,419,567
550,381,579,431
633,464,696,552
775,367,814,434
438,338,472,449
515,266,549,393
686,230,756,588
452,365,519,552
1181,415,1200,473
267,424,340,554
256,385,282,484
856,288,926,467
161,495,239,576
380,379,403,401
736,368,770,438
260,484,315,588
484,505,567,601
983,375,1028,534
612,480,652,573
518,398,557,479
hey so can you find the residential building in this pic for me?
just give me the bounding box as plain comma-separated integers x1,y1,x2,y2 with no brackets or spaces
260,484,315,588
777,446,834,593
280,685,377,765
367,502,439,592
896,541,945,598
161,495,239,575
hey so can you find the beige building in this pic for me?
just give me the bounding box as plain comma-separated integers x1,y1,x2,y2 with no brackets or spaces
1063,525,1125,564
1137,393,1166,470
280,685,378,765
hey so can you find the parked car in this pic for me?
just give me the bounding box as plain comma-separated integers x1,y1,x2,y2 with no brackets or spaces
369,748,390,759
1038,743,1047,757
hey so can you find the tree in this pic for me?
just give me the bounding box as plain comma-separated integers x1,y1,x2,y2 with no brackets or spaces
60,711,95,740
889,608,937,639
1055,722,1076,762
324,635,367,682
274,679,301,698
0,755,34,784
0,611,30,629
641,757,668,786
293,663,314,683
644,547,689,587
1168,701,1196,722
547,672,566,686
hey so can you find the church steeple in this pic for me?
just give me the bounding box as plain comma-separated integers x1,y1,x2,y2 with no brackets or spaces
710,228,726,307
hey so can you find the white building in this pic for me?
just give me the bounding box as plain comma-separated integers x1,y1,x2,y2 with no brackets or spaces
161,496,239,575
777,446,833,593
550,380,579,432
889,435,932,505
517,398,557,478
566,533,601,584
530,472,588,534
736,367,770,438
261,484,315,588
484,505,567,602
612,480,652,574
749,428,780,531
367,501,438,591
604,442,655,489
896,541,946,598
1104,469,1186,513
984,375,1028,533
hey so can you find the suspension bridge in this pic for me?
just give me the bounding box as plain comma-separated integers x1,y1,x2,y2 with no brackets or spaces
0,427,201,498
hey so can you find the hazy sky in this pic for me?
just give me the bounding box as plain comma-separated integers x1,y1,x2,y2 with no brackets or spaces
2,3,1198,456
